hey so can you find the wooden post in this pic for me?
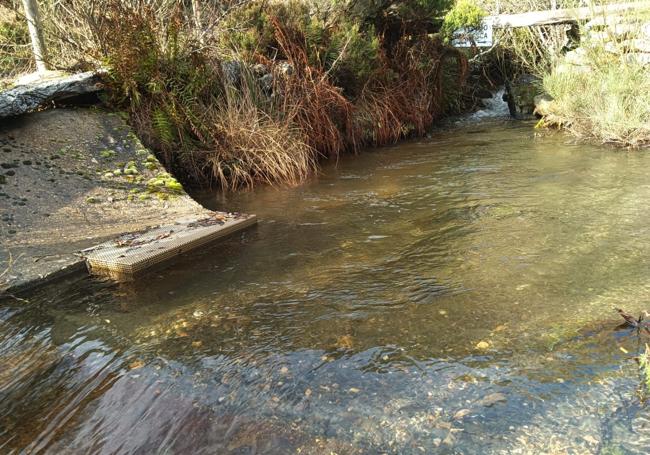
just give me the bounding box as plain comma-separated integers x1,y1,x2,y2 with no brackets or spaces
21,0,49,73
191,0,204,45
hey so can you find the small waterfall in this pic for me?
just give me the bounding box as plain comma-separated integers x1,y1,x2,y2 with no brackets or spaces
466,88,510,120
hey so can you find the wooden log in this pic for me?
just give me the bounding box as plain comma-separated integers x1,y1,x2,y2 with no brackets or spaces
490,1,650,28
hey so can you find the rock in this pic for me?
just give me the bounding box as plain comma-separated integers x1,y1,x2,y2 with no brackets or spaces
534,93,554,117
587,30,608,41
621,39,650,53
221,60,243,84
506,74,543,120
564,47,590,66
0,71,104,119
623,53,650,66
277,62,294,76
251,63,269,76
604,41,621,54
642,23,650,40
478,392,507,407
259,73,274,93
585,15,625,30
453,409,471,420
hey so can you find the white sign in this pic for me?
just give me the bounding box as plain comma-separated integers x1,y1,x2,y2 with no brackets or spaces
451,17,493,47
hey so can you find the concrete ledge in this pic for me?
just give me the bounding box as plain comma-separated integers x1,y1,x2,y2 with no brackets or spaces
0,108,251,295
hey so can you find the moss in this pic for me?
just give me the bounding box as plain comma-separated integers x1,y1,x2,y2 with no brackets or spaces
100,149,117,159
165,179,183,192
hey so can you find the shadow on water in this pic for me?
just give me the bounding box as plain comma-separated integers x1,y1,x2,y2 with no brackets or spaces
3,121,650,453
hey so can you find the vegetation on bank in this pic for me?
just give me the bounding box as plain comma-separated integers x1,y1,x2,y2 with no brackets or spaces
2,0,480,189
543,47,650,147
475,0,650,148
541,9,650,148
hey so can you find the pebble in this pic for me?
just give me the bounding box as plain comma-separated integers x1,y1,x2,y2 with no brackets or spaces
475,341,490,350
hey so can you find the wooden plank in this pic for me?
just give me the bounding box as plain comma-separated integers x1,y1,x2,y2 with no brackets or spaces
491,1,650,28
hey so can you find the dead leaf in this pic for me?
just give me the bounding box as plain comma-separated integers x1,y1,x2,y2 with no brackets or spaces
129,359,145,370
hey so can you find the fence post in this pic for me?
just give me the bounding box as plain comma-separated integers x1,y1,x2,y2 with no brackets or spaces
21,0,49,73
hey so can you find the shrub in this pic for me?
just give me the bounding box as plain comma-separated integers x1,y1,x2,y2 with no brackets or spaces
441,0,487,42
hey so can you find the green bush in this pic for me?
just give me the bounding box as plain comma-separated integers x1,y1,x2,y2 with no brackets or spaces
441,0,487,42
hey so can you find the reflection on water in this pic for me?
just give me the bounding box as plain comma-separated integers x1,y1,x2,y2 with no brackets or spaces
3,121,650,453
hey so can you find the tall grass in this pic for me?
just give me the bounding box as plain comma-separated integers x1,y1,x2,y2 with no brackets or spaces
540,6,650,147
543,51,650,147
96,0,468,188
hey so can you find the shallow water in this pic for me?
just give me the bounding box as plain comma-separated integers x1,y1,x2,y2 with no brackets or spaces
3,121,650,453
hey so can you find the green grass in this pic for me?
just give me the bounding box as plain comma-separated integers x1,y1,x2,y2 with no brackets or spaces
542,40,650,148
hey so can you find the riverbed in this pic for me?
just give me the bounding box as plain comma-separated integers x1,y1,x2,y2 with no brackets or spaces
2,120,650,453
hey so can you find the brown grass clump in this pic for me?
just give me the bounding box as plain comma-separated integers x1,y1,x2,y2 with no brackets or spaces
205,96,317,191
354,36,468,146
268,16,356,158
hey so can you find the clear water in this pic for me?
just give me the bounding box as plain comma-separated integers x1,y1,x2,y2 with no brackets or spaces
3,121,650,453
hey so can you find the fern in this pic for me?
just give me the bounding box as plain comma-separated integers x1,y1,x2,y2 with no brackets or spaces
152,108,175,147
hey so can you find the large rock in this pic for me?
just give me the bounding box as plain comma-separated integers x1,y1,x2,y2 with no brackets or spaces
533,93,554,117
506,74,543,120
622,38,650,53
0,71,103,118
624,52,650,66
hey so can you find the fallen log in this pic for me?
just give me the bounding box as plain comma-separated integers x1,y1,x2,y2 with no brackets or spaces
491,1,650,28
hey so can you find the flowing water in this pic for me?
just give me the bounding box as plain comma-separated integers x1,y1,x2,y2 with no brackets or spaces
3,120,650,454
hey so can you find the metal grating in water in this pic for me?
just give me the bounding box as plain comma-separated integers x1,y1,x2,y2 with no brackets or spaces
83,213,256,280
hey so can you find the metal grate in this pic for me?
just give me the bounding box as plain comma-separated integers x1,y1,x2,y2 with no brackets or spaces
83,213,256,280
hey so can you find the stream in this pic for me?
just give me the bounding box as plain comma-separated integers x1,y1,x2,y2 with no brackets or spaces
2,119,650,453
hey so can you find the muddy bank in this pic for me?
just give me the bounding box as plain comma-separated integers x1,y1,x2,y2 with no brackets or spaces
0,108,213,294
